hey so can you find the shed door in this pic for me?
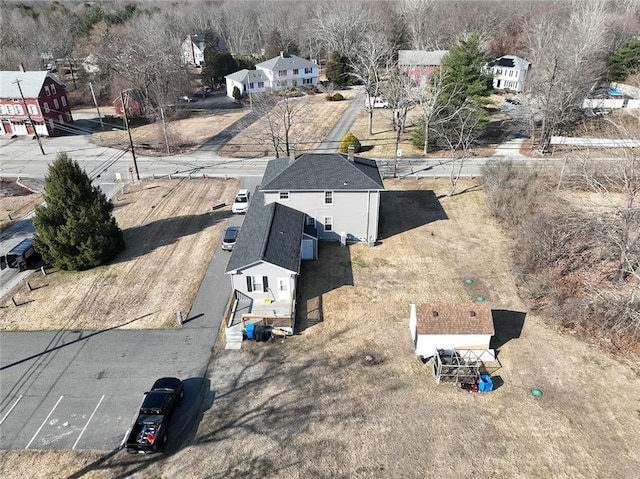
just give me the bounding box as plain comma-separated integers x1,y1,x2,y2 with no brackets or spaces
302,239,314,260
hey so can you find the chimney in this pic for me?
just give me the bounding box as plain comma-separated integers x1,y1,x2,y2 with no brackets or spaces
19,63,25,73
289,144,296,162
280,51,285,58
347,145,355,161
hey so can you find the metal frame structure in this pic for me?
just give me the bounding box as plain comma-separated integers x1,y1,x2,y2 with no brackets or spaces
432,349,499,385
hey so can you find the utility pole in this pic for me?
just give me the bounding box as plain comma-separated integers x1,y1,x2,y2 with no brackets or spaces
120,91,140,181
89,82,104,130
13,78,45,155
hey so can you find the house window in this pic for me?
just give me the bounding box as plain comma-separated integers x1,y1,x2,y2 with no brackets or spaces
65,112,71,121
50,84,57,94
6,105,14,114
246,275,268,293
53,99,59,109
305,67,313,74
28,104,38,115
58,114,64,123
44,86,51,96
0,105,5,114
258,81,264,88
303,78,313,85
306,216,315,227
250,82,255,89
325,191,333,205
15,105,23,114
279,70,287,77
43,102,49,113
293,69,299,75
324,216,333,231
12,98,19,102
279,191,289,200
61,96,67,107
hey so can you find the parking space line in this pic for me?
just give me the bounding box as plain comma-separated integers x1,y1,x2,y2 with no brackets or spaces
26,395,63,449
72,395,105,450
0,395,23,425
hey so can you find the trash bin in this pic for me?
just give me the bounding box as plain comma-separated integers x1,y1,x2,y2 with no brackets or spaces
245,323,255,340
478,374,493,392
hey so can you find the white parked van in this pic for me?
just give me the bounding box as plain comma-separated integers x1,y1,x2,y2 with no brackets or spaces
364,97,390,109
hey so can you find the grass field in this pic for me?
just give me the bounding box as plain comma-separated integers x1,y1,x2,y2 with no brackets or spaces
0,178,238,331
1,178,638,479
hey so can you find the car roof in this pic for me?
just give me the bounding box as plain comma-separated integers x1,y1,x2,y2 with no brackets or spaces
236,189,249,196
150,377,182,391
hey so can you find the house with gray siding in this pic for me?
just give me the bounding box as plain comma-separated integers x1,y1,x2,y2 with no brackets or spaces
260,150,384,245
225,151,383,342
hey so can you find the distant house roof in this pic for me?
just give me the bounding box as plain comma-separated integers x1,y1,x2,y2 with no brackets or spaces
398,50,449,67
225,69,269,84
261,153,384,192
226,189,305,274
187,33,228,53
0,71,65,98
415,303,495,335
486,55,531,70
257,53,317,72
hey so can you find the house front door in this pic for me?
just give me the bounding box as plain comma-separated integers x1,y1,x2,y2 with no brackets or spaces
277,278,289,301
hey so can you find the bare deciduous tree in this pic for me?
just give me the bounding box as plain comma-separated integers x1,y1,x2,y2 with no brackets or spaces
350,32,394,135
521,0,611,153
312,1,375,58
250,91,305,158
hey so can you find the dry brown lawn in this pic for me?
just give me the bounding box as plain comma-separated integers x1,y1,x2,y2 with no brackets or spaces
0,178,238,331
2,178,638,479
0,179,43,232
219,90,356,158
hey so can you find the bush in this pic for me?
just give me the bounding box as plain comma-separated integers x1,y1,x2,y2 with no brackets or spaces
339,132,361,154
332,92,344,101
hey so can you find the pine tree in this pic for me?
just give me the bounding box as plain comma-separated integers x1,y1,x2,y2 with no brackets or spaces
325,51,351,86
33,153,124,271
609,37,640,82
439,34,493,107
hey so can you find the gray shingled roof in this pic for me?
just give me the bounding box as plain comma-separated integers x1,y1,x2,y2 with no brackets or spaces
398,50,449,66
257,53,317,72
226,189,305,273
261,153,384,192
0,71,64,99
225,69,269,83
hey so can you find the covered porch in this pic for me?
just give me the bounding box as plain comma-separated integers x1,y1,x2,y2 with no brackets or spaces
225,291,296,349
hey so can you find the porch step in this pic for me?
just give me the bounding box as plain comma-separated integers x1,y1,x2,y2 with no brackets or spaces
225,329,244,350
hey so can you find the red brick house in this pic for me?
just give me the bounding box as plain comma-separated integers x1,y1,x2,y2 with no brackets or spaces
0,69,73,137
397,50,449,86
113,89,146,118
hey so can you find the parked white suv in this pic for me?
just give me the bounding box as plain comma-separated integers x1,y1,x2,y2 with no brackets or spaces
232,189,250,214
364,97,390,109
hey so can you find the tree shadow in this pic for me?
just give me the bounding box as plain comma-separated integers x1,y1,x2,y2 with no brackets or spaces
378,190,448,240
295,243,353,334
490,309,527,351
111,209,230,264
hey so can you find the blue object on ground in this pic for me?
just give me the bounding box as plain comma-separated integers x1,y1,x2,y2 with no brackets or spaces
478,374,493,392
245,323,255,340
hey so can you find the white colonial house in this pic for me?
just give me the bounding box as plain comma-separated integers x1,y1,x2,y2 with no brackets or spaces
181,34,228,67
225,52,318,98
483,55,531,93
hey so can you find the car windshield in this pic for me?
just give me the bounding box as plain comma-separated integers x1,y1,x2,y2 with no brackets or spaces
224,229,238,241
235,196,247,203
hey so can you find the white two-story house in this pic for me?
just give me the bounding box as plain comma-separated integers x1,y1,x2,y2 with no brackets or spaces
225,52,318,98
224,150,384,339
483,55,531,93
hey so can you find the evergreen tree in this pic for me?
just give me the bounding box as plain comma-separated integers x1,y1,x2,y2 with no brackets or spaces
33,153,124,271
325,51,351,86
202,51,238,87
609,37,640,82
439,34,493,107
